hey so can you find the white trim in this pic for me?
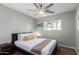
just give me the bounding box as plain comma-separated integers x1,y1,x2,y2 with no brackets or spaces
58,44,78,55
75,48,79,55
76,48,79,55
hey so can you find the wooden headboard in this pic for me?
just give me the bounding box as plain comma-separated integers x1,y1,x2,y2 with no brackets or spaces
12,32,32,43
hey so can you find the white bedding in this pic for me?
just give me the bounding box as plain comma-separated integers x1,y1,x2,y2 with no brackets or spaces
14,38,56,55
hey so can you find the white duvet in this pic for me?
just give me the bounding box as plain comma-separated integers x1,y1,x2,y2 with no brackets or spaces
15,38,56,55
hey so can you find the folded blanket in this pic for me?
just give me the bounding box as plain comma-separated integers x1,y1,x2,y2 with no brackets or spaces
31,39,52,54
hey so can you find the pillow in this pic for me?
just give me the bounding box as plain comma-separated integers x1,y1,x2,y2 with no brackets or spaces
18,33,38,41
23,35,34,41
18,34,22,41
33,34,38,38
18,33,33,41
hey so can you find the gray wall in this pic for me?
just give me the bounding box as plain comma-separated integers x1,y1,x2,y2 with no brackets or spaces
75,5,79,54
36,11,76,47
0,5,35,44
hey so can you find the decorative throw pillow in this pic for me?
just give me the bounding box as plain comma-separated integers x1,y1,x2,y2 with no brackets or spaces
23,35,34,41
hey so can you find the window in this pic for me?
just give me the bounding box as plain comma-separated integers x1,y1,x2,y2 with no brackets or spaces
44,19,61,30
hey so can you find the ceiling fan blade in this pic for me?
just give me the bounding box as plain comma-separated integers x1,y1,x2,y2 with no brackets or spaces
44,10,54,13
39,3,42,9
44,3,53,9
34,3,39,9
26,9,38,12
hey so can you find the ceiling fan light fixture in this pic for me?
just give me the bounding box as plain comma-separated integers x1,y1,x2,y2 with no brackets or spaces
39,11,46,16
39,10,44,14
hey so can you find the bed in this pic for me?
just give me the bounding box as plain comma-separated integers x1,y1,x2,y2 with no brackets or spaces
12,32,57,55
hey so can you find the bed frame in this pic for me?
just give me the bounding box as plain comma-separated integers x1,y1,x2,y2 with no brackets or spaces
12,32,57,55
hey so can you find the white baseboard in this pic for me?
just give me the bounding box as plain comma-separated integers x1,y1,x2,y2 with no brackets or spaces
76,48,79,55
58,44,78,55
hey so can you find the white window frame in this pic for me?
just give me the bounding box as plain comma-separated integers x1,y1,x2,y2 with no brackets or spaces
43,19,62,30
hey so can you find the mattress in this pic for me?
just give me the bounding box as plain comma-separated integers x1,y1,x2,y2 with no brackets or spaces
14,38,56,55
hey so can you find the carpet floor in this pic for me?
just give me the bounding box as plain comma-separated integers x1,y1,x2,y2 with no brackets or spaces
55,46,77,55
12,46,77,55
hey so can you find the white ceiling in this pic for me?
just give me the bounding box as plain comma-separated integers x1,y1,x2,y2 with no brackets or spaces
2,3,78,19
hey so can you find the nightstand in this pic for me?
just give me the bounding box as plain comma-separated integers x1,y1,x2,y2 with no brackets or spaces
0,43,15,55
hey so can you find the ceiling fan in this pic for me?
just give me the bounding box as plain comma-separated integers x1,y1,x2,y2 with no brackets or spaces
26,3,54,16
